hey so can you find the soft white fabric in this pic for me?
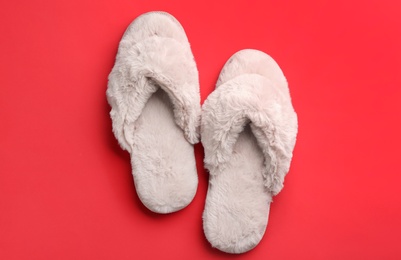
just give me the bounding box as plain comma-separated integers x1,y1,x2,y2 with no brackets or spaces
202,49,298,253
107,11,200,213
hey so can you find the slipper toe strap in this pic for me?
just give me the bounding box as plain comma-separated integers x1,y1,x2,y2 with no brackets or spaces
201,74,297,195
107,36,201,152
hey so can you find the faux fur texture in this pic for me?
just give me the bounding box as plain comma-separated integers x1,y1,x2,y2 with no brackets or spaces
107,12,200,213
203,125,272,254
202,49,297,196
202,49,298,253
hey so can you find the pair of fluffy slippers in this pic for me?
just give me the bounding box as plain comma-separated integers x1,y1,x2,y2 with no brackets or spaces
107,11,298,254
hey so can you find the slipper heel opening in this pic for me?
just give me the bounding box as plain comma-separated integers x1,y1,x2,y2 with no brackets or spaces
131,88,198,214
203,124,271,253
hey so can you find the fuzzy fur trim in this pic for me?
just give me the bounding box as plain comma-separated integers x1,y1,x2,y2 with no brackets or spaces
201,50,298,196
107,12,201,153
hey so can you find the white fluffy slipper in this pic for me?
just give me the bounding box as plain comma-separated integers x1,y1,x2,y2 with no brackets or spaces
107,12,201,214
201,49,298,253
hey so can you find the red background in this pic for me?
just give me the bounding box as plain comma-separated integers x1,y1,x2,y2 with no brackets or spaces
1,0,401,259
